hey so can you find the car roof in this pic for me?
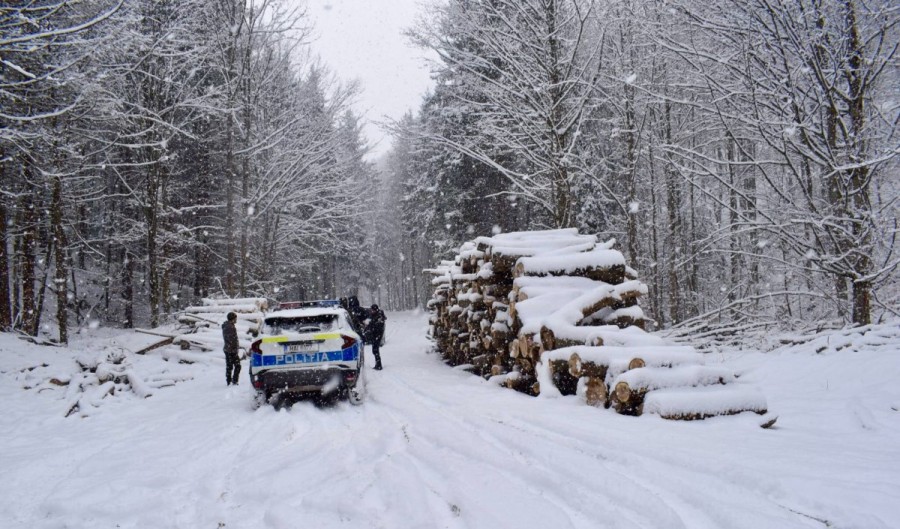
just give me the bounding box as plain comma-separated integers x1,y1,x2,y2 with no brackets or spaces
275,299,341,311
265,306,347,319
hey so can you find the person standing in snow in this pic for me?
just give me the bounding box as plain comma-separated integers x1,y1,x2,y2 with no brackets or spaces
367,304,386,370
222,312,241,385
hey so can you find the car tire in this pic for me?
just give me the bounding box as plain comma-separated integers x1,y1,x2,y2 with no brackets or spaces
270,391,286,410
253,391,267,409
348,369,366,406
349,385,365,405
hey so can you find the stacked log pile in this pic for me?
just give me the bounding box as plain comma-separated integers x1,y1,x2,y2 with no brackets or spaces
427,229,772,424
174,297,266,351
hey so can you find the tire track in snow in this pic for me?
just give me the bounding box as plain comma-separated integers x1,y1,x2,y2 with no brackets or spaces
370,369,686,529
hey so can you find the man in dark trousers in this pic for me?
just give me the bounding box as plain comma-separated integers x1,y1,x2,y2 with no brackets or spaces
367,304,386,370
222,312,240,385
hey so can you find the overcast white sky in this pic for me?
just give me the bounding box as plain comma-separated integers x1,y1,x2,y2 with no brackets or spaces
300,0,436,158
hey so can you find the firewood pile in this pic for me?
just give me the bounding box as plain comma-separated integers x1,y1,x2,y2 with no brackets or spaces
61,349,193,417
426,229,772,424
13,334,201,418
172,297,266,352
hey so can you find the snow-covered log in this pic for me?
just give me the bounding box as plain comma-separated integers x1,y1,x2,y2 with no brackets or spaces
514,248,627,285
183,304,261,315
125,369,154,399
611,366,735,414
642,386,768,420
201,297,268,311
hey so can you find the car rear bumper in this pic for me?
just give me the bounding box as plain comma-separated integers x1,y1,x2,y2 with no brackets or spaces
252,366,358,394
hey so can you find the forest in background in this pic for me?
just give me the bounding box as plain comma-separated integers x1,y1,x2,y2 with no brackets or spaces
1,0,898,345
377,0,899,340
1,0,386,343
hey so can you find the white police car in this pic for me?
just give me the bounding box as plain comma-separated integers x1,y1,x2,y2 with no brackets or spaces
249,301,366,406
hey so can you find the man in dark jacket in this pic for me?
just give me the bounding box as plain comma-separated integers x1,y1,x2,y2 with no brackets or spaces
344,295,368,332
367,304,386,370
222,312,240,385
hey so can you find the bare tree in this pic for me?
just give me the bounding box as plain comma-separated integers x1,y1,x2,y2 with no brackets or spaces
413,0,607,227
663,0,899,325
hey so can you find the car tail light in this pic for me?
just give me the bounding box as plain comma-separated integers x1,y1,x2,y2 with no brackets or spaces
341,335,356,350
344,371,357,382
250,339,262,354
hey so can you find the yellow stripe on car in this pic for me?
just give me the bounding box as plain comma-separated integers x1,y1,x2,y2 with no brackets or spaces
262,334,340,343
313,333,342,341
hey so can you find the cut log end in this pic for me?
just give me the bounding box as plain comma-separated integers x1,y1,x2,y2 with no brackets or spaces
614,381,632,404
540,326,556,351
627,357,645,370
568,352,583,378
585,377,607,407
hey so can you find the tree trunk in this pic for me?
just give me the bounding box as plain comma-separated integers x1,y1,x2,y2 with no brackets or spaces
51,176,69,344
32,229,53,337
845,0,872,326
726,134,740,310
144,157,169,328
664,100,682,324
122,249,134,328
19,190,37,334
0,201,10,330
647,133,662,327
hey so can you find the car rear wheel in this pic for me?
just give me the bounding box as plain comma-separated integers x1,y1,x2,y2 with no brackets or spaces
348,386,364,405
253,391,267,409
348,369,366,406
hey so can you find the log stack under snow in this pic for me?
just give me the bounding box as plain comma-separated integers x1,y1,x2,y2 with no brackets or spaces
426,229,772,424
173,297,267,352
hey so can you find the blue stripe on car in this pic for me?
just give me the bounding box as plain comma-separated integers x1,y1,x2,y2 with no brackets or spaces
252,344,358,368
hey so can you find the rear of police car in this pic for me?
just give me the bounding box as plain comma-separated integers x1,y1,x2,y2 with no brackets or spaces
249,305,365,405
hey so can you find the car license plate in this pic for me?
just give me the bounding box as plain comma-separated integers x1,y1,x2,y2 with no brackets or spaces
284,343,317,353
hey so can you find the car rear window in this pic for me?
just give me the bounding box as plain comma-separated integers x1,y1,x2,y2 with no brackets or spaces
264,314,339,334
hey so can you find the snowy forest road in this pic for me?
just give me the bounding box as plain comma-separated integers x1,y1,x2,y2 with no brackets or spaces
2,312,898,529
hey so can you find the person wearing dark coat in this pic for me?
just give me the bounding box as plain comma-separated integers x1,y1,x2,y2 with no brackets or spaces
344,295,368,332
367,304,386,370
222,312,241,385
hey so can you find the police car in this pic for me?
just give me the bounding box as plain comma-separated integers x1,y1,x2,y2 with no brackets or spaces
249,300,366,406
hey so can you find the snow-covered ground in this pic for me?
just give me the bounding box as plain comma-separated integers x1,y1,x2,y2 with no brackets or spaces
1,311,898,529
